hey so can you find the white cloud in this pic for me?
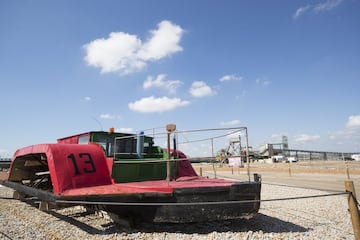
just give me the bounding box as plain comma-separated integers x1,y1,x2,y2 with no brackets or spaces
143,74,182,94
84,96,91,102
329,116,360,151
264,133,286,144
256,78,270,87
313,0,344,13
219,74,242,82
332,129,358,138
346,115,360,129
189,81,214,97
293,0,344,19
293,134,320,144
220,120,241,126
83,20,184,75
83,32,144,74
138,20,184,61
293,5,311,19
128,96,190,113
100,114,121,120
329,130,360,151
100,114,115,119
115,127,133,133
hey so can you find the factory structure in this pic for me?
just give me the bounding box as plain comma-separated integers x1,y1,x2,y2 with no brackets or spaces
257,135,360,162
218,135,360,164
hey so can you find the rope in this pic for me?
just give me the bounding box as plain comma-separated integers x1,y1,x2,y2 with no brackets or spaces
177,129,244,145
205,171,353,194
113,157,189,164
0,196,16,200
262,182,347,194
55,192,347,206
113,155,248,164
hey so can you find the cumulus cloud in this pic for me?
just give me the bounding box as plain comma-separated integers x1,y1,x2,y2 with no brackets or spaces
329,115,360,144
189,81,214,97
220,120,241,126
138,20,184,61
293,134,320,143
83,32,143,74
128,96,190,113
143,74,182,94
219,74,242,82
346,115,360,129
293,0,344,19
83,20,184,75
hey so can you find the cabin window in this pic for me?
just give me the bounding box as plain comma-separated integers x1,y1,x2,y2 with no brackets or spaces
144,142,150,153
95,137,114,156
113,136,153,156
78,135,90,144
116,138,136,154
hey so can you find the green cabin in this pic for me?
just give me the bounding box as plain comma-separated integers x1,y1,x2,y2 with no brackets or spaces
57,130,177,183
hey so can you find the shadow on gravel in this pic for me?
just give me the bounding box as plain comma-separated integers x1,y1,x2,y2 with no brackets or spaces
47,211,121,235
135,213,310,234
47,211,309,235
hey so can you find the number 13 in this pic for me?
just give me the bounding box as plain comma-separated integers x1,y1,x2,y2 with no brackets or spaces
68,153,96,175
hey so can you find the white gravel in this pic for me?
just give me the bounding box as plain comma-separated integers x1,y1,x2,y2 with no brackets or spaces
0,182,355,240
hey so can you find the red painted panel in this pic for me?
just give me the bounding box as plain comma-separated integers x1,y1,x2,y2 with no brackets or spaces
122,177,234,189
11,143,113,195
57,136,79,144
167,149,198,178
62,182,173,196
61,177,234,197
106,157,114,178
57,133,91,144
9,144,237,198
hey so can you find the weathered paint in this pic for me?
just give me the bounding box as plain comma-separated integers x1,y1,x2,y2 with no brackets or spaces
8,143,113,194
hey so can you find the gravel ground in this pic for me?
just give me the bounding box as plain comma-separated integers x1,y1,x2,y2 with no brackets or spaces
0,182,355,240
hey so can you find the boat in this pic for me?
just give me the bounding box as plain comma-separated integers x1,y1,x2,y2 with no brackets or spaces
0,124,261,224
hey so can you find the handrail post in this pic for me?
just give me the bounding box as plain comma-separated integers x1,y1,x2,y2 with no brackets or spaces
288,162,292,177
166,124,176,182
345,180,360,240
245,127,250,181
345,161,350,179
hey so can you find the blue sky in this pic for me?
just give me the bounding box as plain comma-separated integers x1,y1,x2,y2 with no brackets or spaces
1,0,360,157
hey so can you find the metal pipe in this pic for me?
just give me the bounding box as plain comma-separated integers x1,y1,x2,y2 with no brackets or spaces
166,130,171,182
211,138,214,158
245,127,250,181
345,180,360,240
166,124,176,182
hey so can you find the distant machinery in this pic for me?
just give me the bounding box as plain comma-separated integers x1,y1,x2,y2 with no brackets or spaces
0,157,11,170
257,135,360,161
258,135,289,158
217,137,255,166
217,139,242,165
